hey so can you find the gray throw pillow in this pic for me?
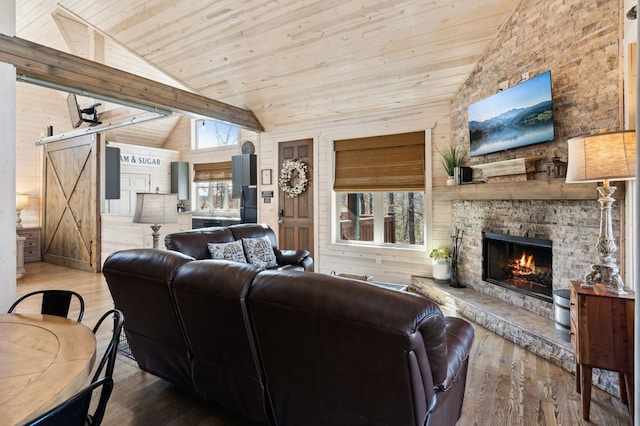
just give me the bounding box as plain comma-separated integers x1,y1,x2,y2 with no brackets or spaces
207,240,247,263
242,236,278,268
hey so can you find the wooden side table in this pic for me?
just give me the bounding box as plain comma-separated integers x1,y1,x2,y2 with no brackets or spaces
570,281,634,421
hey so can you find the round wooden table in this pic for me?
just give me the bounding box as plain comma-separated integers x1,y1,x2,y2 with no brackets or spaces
0,313,96,424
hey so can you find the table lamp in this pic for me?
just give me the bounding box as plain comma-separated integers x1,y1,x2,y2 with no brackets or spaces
16,193,29,229
132,191,178,249
566,130,636,294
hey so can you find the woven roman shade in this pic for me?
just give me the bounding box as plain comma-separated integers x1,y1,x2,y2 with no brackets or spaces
193,161,232,182
333,131,426,192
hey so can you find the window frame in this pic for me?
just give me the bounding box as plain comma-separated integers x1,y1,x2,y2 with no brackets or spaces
335,191,426,248
192,119,240,151
331,130,429,250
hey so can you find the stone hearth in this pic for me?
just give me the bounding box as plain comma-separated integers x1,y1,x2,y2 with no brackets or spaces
411,276,620,396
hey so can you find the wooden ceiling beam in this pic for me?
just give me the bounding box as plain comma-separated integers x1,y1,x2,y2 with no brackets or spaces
0,34,264,131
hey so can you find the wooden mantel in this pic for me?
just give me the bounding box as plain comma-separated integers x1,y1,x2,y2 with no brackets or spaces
432,179,615,201
0,34,264,132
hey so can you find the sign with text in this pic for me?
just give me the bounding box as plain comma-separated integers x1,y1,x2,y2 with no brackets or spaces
120,154,162,167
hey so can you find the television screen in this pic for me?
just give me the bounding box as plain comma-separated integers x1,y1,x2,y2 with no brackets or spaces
468,71,554,157
67,93,82,128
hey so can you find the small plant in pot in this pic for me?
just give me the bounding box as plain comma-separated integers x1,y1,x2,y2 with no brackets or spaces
437,145,467,186
429,246,452,281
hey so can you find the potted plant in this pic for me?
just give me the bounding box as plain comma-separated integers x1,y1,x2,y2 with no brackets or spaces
429,246,452,281
437,145,467,186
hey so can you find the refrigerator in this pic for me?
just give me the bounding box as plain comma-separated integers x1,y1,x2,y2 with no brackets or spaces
241,185,257,223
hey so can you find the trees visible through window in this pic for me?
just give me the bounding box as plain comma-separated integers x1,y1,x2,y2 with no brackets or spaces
195,119,238,149
195,181,239,213
338,192,425,246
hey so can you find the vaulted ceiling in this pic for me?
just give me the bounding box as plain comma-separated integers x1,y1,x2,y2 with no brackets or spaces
15,0,521,146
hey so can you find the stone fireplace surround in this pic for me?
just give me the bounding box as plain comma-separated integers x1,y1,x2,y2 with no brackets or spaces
412,179,627,396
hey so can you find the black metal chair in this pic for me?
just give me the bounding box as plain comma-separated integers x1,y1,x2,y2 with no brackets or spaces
26,309,125,425
91,309,125,382
8,290,85,322
25,376,113,426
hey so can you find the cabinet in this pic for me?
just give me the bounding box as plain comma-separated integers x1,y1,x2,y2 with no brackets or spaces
192,217,241,229
570,281,634,421
231,154,257,198
17,227,41,263
171,161,190,201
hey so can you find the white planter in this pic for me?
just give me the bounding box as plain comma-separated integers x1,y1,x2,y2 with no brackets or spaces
446,176,455,186
432,259,451,281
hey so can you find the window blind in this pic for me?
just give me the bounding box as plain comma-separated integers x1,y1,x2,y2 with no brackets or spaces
333,131,425,192
193,161,232,182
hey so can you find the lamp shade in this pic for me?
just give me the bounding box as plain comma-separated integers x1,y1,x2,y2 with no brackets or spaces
566,130,636,183
132,193,178,224
16,193,29,210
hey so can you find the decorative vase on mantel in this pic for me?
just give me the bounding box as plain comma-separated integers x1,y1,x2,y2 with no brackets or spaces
446,176,455,186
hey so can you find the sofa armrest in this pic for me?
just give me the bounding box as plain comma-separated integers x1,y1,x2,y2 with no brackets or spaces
438,317,474,391
277,249,313,271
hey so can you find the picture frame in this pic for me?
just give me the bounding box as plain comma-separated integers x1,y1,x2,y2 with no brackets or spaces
261,168,272,185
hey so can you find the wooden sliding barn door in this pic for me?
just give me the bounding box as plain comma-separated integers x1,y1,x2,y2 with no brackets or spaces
278,139,314,265
43,134,100,272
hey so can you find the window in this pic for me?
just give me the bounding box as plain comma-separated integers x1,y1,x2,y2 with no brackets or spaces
195,181,239,212
193,161,239,215
194,119,238,149
338,192,425,246
334,131,426,247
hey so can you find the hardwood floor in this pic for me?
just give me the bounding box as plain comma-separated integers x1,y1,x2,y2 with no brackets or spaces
15,262,632,425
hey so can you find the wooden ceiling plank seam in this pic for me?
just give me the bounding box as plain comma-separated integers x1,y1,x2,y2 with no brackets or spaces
144,0,512,71
54,5,196,93
166,17,502,90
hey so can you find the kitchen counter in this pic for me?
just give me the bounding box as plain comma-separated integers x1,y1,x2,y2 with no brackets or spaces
191,216,242,229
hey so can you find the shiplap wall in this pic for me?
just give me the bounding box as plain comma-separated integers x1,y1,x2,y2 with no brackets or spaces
15,84,70,228
15,81,455,285
253,105,453,285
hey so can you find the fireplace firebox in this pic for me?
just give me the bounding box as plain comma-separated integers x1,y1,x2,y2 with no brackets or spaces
483,232,553,302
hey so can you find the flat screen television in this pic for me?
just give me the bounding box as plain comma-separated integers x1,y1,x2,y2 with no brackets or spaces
66,93,83,128
468,71,554,157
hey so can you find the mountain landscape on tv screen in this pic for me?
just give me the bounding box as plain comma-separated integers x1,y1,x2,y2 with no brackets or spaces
469,100,554,157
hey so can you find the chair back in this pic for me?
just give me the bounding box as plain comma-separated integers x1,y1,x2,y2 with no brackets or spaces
25,377,113,426
92,309,125,382
8,290,85,322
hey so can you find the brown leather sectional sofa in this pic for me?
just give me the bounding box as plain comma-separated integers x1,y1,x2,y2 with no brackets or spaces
164,223,314,271
102,226,474,426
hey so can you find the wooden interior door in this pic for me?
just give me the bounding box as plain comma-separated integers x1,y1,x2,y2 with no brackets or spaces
106,172,150,215
278,139,314,265
43,135,100,272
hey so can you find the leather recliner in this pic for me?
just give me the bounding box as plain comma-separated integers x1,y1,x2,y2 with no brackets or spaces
164,223,313,271
103,248,474,426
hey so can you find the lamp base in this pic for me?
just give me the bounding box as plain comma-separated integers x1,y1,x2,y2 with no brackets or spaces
584,264,627,295
582,182,627,295
150,224,162,249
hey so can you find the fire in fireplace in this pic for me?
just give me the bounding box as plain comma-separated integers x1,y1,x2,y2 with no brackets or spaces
483,232,553,302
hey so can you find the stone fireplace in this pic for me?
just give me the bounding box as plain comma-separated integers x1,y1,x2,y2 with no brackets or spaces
483,232,553,302
412,181,626,396
448,188,623,319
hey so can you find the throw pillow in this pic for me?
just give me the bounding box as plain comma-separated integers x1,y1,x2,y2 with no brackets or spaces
207,240,247,263
242,236,278,269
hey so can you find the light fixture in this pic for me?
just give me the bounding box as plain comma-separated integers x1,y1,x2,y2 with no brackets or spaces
566,130,636,294
132,190,178,249
15,193,29,229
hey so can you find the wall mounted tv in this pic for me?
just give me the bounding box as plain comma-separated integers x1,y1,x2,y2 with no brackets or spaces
468,70,554,157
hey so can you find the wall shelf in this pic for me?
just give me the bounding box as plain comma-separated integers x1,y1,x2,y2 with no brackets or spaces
432,179,607,201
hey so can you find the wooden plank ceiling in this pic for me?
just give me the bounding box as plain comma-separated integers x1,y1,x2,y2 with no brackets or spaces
15,0,520,145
